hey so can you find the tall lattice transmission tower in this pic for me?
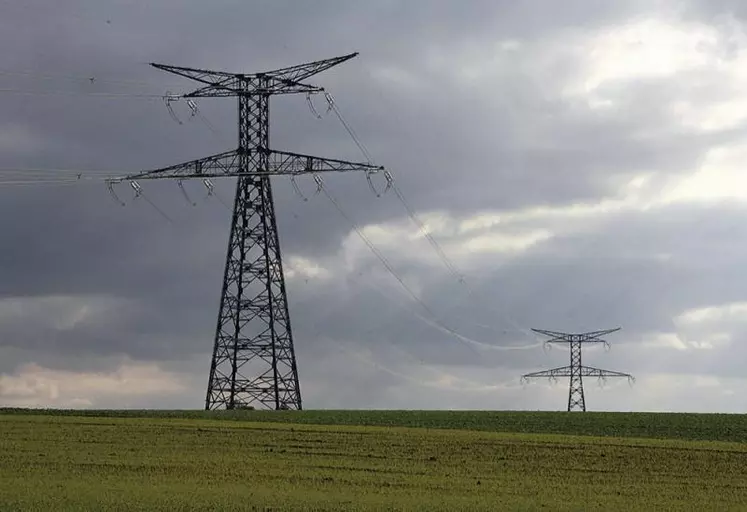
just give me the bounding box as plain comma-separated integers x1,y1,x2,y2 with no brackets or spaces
109,53,383,411
521,328,634,412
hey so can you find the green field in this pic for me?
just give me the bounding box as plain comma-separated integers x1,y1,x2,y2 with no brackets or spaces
1,410,746,510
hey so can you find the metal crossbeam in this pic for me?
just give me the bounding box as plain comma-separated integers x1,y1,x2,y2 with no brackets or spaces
111,149,382,182
522,365,635,379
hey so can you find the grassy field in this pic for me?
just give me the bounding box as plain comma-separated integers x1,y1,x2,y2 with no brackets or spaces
1,410,747,510
3,407,747,442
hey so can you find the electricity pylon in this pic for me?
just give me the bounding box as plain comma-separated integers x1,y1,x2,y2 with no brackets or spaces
109,53,383,411
521,328,634,412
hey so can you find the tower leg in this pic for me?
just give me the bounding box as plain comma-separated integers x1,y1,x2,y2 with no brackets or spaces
205,176,302,410
568,374,586,412
567,340,586,411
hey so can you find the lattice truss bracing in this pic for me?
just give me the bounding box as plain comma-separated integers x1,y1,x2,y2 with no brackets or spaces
111,53,383,411
521,329,634,412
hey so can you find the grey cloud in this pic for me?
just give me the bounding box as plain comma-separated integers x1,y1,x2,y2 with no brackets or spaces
1,0,747,410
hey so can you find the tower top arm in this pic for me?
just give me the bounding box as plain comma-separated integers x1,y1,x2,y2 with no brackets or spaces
531,327,621,344
152,52,359,97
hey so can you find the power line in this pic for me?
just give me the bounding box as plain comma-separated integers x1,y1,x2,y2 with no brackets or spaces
0,68,185,91
389,180,464,281
324,92,373,163
355,268,543,351
322,336,511,393
0,88,165,99
317,178,441,322
0,169,131,189
322,93,544,344
0,179,91,188
0,0,118,26
317,177,536,355
130,183,174,223
0,168,120,176
285,187,543,354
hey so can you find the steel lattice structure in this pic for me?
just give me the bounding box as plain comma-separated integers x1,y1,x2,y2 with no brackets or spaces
111,53,383,411
521,329,634,412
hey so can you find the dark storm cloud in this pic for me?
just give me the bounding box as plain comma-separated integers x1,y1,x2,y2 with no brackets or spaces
0,0,722,256
2,0,747,409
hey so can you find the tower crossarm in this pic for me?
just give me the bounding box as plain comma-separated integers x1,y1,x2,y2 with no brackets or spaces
578,366,634,380
152,52,359,98
112,150,239,181
267,149,383,175
151,64,237,92
262,51,359,87
531,329,574,344
532,327,621,344
521,366,574,380
111,149,383,182
578,328,621,341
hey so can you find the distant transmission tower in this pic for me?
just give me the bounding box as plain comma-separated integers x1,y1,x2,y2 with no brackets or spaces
521,328,634,412
109,53,382,411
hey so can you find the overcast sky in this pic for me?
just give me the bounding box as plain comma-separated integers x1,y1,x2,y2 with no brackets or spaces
1,0,747,412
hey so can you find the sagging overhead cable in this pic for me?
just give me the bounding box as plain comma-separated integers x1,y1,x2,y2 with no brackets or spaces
184,98,222,138
324,336,513,392
0,67,186,91
0,179,83,187
358,271,544,352
202,178,232,211
322,90,466,284
323,91,544,344
316,175,485,356
0,88,166,99
129,180,173,223
0,166,123,177
324,92,373,163
390,178,464,283
106,179,126,206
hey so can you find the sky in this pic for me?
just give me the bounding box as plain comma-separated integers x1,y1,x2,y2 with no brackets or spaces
1,0,747,412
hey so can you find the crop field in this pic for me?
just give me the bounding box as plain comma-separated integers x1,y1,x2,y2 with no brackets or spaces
6,408,747,442
1,410,747,511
